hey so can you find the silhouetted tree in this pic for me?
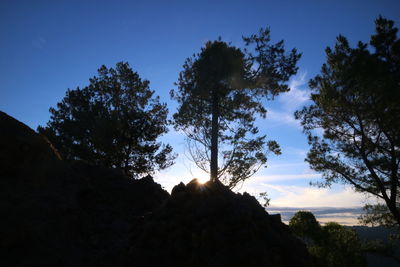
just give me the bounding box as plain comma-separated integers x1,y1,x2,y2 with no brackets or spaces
171,29,300,188
38,62,175,178
295,17,400,225
289,211,321,242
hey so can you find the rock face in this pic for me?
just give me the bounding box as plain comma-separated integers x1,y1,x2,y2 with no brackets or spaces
0,111,169,266
128,179,320,267
0,111,61,178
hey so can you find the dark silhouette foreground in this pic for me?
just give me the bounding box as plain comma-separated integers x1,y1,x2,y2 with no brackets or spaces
128,179,319,266
0,110,319,266
0,111,168,266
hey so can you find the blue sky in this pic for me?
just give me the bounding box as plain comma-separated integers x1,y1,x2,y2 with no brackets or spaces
1,0,400,224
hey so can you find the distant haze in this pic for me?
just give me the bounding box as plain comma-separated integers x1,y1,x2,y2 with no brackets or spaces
267,206,365,226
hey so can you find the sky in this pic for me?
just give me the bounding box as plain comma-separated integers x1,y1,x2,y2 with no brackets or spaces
1,0,400,225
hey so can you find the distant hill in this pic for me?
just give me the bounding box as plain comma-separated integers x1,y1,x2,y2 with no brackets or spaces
349,226,400,267
349,225,399,242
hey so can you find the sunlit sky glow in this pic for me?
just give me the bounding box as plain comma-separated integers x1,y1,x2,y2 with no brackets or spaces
1,0,399,225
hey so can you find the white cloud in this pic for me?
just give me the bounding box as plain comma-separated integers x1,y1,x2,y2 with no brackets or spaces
263,161,308,169
260,184,368,208
262,72,310,129
282,147,308,158
265,108,301,129
266,206,365,225
248,173,321,183
278,72,310,111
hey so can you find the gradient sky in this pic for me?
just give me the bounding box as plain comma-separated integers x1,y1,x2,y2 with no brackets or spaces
1,0,400,223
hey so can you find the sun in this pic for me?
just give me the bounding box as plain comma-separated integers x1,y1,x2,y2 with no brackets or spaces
195,176,209,184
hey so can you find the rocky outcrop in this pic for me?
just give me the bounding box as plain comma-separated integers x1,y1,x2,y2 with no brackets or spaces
1,111,320,266
128,179,320,267
0,111,61,178
0,111,169,266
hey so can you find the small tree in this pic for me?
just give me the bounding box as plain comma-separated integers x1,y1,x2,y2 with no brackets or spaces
38,62,175,178
171,29,300,188
314,222,365,267
289,211,366,267
289,211,321,242
295,17,400,225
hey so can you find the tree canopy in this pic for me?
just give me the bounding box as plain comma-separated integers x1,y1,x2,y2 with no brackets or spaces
295,17,400,225
171,29,301,188
289,211,321,241
38,62,175,178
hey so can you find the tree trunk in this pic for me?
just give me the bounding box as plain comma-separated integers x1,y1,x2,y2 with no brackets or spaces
210,89,219,182
386,198,400,226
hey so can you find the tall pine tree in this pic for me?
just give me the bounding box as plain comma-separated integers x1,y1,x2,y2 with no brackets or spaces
171,29,300,188
295,17,400,226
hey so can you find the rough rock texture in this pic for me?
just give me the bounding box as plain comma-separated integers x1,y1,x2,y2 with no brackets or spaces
0,111,169,266
128,179,320,267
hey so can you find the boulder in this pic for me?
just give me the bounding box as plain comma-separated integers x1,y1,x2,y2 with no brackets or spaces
128,178,321,267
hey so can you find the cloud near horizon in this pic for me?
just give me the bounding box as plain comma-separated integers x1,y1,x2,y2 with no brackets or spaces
241,181,370,208
266,206,365,226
